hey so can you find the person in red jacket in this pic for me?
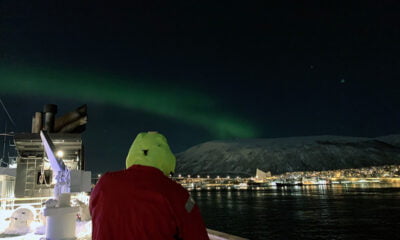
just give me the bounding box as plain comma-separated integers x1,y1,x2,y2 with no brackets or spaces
90,131,210,240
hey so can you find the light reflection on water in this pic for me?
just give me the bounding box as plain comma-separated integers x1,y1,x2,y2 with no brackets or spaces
192,184,400,240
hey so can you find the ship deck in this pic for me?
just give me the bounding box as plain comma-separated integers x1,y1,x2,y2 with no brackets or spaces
0,221,247,240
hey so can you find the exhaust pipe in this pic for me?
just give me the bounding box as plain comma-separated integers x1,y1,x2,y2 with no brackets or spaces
43,104,57,133
31,112,43,133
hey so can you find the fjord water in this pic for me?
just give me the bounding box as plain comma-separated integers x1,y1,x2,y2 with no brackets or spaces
192,184,400,240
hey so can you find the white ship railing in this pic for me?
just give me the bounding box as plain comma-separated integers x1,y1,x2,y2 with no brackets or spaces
208,228,248,240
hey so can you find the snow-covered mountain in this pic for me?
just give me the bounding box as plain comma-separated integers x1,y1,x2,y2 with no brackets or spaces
175,135,400,176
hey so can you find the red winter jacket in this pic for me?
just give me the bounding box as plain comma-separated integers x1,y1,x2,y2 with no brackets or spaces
90,165,210,240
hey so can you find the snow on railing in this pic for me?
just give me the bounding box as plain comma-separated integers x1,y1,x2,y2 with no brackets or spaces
207,228,248,240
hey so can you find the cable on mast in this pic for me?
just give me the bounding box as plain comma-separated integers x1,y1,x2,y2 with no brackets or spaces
0,98,16,127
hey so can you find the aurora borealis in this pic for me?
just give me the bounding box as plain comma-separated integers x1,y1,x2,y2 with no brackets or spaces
0,66,257,139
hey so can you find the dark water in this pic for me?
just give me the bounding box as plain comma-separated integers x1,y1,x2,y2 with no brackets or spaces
192,184,400,240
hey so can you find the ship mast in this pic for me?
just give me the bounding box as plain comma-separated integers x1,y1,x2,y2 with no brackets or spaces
1,121,7,166
0,98,16,167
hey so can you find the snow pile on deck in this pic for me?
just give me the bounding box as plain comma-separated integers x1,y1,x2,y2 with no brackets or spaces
0,218,91,239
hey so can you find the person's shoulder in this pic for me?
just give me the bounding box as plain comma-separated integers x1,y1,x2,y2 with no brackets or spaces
162,177,190,198
104,169,128,177
97,169,129,185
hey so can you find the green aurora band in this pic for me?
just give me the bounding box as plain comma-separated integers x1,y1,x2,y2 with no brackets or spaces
0,66,258,138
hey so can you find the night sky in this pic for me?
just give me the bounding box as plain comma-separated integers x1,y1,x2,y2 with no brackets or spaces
1,1,399,173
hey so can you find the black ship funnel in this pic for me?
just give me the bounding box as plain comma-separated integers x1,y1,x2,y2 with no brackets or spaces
43,104,58,132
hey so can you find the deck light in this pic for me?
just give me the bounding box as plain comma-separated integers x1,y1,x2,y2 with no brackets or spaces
56,151,64,158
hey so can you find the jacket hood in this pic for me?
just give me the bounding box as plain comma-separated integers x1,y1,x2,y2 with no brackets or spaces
126,132,176,176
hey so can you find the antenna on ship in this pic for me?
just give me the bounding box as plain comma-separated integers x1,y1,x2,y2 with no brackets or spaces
0,98,16,167
1,121,7,166
0,98,16,127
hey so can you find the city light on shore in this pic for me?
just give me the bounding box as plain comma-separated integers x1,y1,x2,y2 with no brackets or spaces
173,165,400,191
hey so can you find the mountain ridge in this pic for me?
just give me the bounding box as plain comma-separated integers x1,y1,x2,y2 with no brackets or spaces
175,134,400,176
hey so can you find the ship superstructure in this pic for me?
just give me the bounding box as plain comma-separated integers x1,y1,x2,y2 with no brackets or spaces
13,104,87,198
14,133,84,198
